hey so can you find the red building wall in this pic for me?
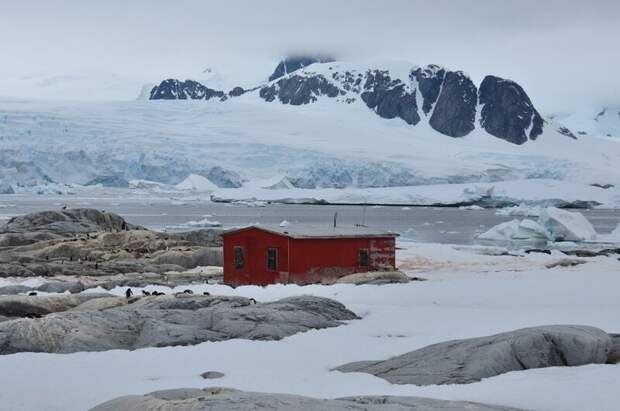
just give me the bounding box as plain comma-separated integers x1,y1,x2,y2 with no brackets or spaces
288,237,395,284
223,228,290,286
223,227,396,286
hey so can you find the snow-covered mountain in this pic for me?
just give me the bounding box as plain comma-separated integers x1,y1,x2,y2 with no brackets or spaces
150,59,547,145
1,58,619,206
551,106,620,139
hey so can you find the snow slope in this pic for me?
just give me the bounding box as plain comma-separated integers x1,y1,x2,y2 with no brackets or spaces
0,94,619,205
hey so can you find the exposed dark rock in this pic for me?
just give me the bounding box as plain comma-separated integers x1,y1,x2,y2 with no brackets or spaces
200,371,225,379
608,334,620,364
268,55,335,81
336,325,611,385
411,65,446,114
429,71,477,137
260,74,342,105
590,183,614,189
89,388,524,411
37,281,85,294
0,295,358,354
228,86,246,97
361,70,420,125
479,75,544,144
557,126,577,139
150,79,224,100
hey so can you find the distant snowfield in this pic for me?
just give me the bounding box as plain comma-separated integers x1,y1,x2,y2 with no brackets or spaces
1,97,619,206
0,241,618,411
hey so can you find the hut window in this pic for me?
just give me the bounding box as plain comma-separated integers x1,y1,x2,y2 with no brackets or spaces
267,247,278,271
234,246,245,269
358,249,369,267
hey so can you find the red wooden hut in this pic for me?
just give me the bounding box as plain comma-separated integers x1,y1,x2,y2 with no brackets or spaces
222,225,398,286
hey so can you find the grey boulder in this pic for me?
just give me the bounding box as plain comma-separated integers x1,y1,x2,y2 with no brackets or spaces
0,285,33,295
336,325,612,385
89,387,523,411
609,334,620,364
0,293,113,318
0,295,358,354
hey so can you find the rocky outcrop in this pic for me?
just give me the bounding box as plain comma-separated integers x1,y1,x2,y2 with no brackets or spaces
0,293,113,318
429,71,478,137
0,295,358,354
609,334,620,364
0,209,224,278
411,64,446,114
268,55,334,81
89,388,523,411
336,325,612,385
259,74,342,105
0,208,139,245
361,70,420,125
335,270,410,285
479,75,544,144
150,79,224,100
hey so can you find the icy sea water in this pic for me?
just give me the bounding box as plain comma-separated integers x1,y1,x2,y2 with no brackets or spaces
1,194,619,245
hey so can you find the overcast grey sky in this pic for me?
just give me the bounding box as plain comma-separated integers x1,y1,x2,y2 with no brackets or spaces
0,0,618,112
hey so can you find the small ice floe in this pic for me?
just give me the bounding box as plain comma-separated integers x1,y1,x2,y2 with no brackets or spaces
478,207,597,242
279,220,290,227
478,219,548,241
184,218,222,228
459,205,484,211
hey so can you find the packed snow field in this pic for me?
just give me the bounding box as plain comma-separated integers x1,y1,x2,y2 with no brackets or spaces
1,97,619,207
0,241,618,411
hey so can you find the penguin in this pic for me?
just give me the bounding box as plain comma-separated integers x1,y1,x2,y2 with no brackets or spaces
183,289,194,294
203,291,211,296
142,290,151,296
249,298,257,304
28,291,38,296
125,288,133,298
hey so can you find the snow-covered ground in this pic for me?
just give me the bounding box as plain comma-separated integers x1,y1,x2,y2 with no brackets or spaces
1,96,619,206
1,241,618,411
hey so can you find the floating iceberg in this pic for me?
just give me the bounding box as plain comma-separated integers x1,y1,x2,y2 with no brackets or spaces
478,219,547,241
538,207,597,242
479,207,597,243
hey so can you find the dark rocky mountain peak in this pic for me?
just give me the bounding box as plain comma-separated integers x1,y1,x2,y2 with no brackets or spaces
479,75,544,144
148,60,556,145
268,55,335,81
150,79,224,101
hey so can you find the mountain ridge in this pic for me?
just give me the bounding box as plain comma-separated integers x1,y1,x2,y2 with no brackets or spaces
150,59,546,145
